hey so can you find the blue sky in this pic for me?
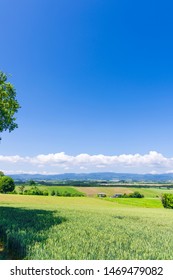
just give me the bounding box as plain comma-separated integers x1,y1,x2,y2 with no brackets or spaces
1,0,173,174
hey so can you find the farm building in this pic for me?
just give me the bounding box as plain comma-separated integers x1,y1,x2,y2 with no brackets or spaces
97,193,107,198
111,193,122,198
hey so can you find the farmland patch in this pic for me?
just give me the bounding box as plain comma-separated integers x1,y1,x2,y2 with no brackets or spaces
0,194,173,259
0,206,66,259
75,187,133,197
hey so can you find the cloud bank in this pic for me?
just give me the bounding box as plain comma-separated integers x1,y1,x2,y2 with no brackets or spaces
1,151,173,174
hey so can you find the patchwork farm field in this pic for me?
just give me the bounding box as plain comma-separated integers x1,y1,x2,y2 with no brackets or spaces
0,187,173,260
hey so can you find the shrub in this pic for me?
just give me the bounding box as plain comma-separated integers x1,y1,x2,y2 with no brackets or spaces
29,187,43,195
18,185,25,194
161,194,173,209
64,191,71,197
129,191,144,198
28,180,36,186
55,191,60,196
24,187,43,196
51,190,56,196
0,176,15,193
43,190,49,196
121,192,144,198
23,188,48,196
122,193,128,198
10,190,17,194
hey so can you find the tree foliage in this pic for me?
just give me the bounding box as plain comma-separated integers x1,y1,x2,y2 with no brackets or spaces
117,191,144,198
0,176,15,193
161,193,173,209
0,71,20,134
0,171,4,177
128,191,144,198
28,180,36,186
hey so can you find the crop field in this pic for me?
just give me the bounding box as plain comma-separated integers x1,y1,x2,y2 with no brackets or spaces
0,189,173,260
16,185,173,198
75,186,173,198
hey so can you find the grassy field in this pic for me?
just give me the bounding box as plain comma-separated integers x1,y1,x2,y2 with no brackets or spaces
16,185,173,198
16,185,85,196
105,197,162,208
0,189,173,260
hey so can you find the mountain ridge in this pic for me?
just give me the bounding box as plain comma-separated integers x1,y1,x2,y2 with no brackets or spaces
8,172,173,182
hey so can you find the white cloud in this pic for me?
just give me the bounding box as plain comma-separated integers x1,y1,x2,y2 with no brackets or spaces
0,155,24,163
3,170,60,175
1,151,173,174
33,152,73,164
80,166,88,170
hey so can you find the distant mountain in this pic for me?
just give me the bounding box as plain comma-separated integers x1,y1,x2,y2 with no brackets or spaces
9,172,173,182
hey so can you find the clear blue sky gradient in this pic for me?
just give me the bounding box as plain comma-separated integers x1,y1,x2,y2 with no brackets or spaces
1,0,173,173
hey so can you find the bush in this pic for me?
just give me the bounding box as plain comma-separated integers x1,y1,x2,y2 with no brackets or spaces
162,194,173,209
55,191,60,196
121,191,144,198
24,187,43,196
129,191,144,198
0,176,15,193
30,187,43,195
23,187,49,196
10,190,17,194
43,190,49,196
18,185,25,194
28,180,36,186
51,190,56,196
122,193,128,198
63,191,71,197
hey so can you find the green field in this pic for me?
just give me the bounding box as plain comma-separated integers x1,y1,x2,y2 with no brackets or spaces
16,185,173,198
16,185,85,197
0,187,173,260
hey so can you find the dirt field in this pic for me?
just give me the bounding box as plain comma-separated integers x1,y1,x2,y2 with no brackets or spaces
75,186,133,197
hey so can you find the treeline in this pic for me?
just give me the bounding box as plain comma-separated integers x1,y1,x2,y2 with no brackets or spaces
15,180,109,187
14,179,173,188
18,186,85,197
117,191,144,198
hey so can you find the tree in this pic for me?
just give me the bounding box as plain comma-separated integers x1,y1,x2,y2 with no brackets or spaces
128,191,144,198
0,171,4,176
0,176,15,193
162,193,173,209
0,71,20,136
28,180,36,186
18,185,25,194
